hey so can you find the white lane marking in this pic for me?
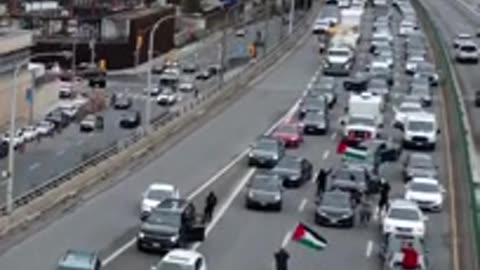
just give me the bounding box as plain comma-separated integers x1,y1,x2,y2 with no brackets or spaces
373,206,379,221
322,150,330,160
309,77,316,84
56,149,66,156
330,132,336,140
298,198,307,212
29,162,40,171
76,140,85,146
281,230,292,248
192,169,256,250
103,87,305,265
312,172,318,183
88,133,95,137
307,82,313,90
366,240,373,258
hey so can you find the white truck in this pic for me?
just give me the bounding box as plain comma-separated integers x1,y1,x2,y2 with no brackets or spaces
341,92,384,141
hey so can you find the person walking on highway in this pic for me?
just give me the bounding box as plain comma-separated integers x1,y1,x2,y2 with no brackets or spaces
401,241,419,269
359,196,373,226
194,88,199,99
316,168,332,196
274,248,290,270
203,191,218,223
378,179,391,216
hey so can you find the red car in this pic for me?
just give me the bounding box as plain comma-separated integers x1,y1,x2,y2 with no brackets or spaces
272,123,304,147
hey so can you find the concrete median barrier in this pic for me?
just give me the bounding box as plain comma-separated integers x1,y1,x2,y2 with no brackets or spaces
0,3,320,237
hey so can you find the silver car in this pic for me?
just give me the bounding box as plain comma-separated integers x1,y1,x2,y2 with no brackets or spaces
368,78,390,99
245,172,283,211
403,153,438,182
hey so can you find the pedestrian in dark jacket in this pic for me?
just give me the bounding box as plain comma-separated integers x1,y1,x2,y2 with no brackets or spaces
378,179,391,215
274,248,290,270
316,168,332,195
203,191,218,223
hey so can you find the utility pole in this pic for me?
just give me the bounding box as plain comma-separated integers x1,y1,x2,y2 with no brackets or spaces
72,34,77,93
219,9,228,90
264,0,270,54
288,0,295,35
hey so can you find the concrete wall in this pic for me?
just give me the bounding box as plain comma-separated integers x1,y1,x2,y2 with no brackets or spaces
0,70,31,129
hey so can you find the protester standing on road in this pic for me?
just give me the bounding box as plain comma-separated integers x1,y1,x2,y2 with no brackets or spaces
274,248,290,270
203,191,218,223
401,241,419,269
378,179,391,215
194,88,199,99
359,196,373,226
316,168,332,196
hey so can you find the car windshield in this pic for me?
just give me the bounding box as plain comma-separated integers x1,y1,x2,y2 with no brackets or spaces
410,155,434,168
322,193,350,208
399,103,422,113
157,261,193,270
305,112,324,121
458,34,472,40
369,79,387,88
349,116,376,126
407,120,434,132
461,45,477,52
251,177,280,191
388,208,420,221
147,189,173,200
410,182,439,193
328,49,350,57
276,125,297,134
146,211,181,227
255,139,278,151
275,157,299,173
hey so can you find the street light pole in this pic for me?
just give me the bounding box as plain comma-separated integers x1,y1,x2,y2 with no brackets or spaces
5,51,72,214
145,15,176,134
288,0,295,34
264,0,271,54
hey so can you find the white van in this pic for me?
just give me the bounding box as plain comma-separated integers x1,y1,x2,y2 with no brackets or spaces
347,92,384,126
402,112,439,150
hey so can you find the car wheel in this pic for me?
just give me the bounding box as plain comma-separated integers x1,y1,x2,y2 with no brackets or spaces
136,241,144,251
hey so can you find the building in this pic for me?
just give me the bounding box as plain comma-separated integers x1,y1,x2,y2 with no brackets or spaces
0,30,34,129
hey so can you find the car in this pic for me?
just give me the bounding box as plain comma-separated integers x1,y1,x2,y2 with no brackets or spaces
343,72,369,92
36,120,55,136
235,28,246,37
415,62,439,86
453,33,473,48
58,103,80,120
367,78,389,99
119,111,141,129
406,46,427,60
328,166,370,194
399,20,418,36
112,93,133,110
79,114,98,132
393,101,423,128
144,87,161,96
312,19,331,34
310,77,337,107
379,234,429,270
302,111,329,135
196,69,212,80
455,41,479,63
178,82,196,93
57,250,102,270
405,55,425,74
377,50,394,68
271,155,313,187
271,123,304,148
338,0,351,8
182,63,198,74
403,153,438,182
245,171,283,211
157,88,179,106
2,130,25,148
382,199,427,238
151,249,207,270
21,125,40,141
367,57,392,71
137,198,205,251
369,65,393,86
45,109,69,129
140,183,180,220
405,177,445,212
410,82,432,107
315,190,355,227
59,85,74,99
207,64,222,76
371,41,392,56
248,136,285,168
299,95,328,119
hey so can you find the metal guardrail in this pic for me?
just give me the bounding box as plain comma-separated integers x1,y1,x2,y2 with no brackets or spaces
408,0,480,268
0,6,317,217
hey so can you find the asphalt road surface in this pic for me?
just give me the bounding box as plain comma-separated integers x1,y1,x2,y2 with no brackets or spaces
0,7,317,270
0,15,290,204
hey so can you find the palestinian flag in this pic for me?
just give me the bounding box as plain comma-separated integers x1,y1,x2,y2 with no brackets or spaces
343,146,367,161
291,223,328,251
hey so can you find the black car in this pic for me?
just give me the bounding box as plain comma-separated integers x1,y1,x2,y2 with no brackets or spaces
299,96,328,119
196,69,212,80
248,136,285,168
112,93,133,110
271,155,313,187
343,72,369,92
328,166,370,194
309,78,337,107
45,109,70,129
207,64,222,76
83,68,107,88
137,198,205,251
182,63,198,74
0,141,8,159
245,171,284,211
119,111,141,129
315,190,355,227
302,111,329,135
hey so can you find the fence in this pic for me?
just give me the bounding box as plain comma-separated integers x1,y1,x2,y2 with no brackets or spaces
0,2,320,234
409,0,480,268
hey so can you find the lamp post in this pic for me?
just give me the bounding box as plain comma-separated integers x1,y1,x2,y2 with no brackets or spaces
288,0,295,34
5,51,73,214
145,14,176,134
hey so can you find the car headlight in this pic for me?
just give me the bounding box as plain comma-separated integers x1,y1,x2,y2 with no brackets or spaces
383,224,394,232
138,232,145,239
141,204,151,212
248,191,255,198
341,213,352,219
170,235,179,242
248,152,254,158
272,155,279,160
414,226,425,235
274,194,281,201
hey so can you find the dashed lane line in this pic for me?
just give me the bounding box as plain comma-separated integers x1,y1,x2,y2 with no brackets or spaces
298,198,308,212
29,162,40,171
365,240,373,258
322,150,330,160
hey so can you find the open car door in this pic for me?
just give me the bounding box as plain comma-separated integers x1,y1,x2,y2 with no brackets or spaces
187,223,205,242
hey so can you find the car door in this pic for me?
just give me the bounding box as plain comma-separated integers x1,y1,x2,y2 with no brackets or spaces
186,204,205,242
302,160,313,182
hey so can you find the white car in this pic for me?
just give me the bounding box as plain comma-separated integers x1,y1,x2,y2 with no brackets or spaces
453,33,473,48
312,20,331,34
59,103,79,119
157,90,180,106
152,249,207,270
144,87,161,96
405,177,445,212
235,28,246,37
399,20,418,36
367,57,392,71
373,0,387,6
455,41,480,63
140,183,180,218
382,199,427,238
22,125,40,141
405,55,425,74
36,121,55,136
338,0,351,8
393,101,423,127
179,82,195,93
2,130,25,147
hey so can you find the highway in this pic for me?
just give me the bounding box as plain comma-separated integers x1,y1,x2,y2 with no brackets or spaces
0,15,289,204
0,7,317,270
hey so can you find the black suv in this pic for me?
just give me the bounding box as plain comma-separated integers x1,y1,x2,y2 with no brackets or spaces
248,136,285,168
137,198,205,252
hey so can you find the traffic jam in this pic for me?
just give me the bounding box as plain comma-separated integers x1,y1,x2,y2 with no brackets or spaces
55,0,447,269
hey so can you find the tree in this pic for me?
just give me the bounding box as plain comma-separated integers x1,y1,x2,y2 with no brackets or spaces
181,0,201,13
